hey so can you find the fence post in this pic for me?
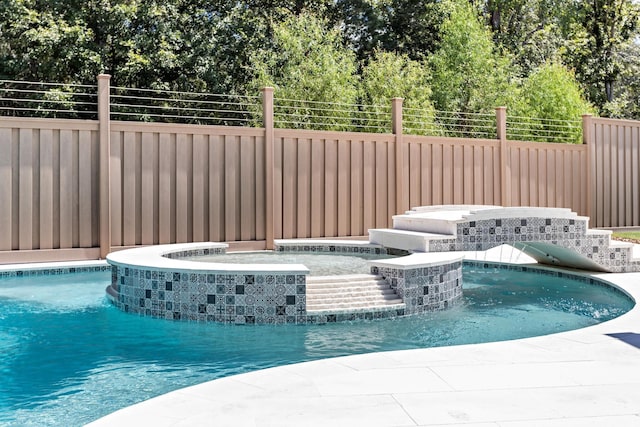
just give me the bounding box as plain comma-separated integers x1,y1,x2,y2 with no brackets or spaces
496,106,510,207
582,114,594,222
262,87,275,249
392,98,407,216
98,74,112,259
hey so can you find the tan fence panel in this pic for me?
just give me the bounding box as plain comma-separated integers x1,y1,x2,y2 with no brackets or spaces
274,130,396,238
507,141,588,216
110,122,266,248
8,113,640,263
590,118,640,227
0,118,100,258
404,136,501,208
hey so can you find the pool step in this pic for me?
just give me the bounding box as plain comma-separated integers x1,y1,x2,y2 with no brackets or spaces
306,274,404,313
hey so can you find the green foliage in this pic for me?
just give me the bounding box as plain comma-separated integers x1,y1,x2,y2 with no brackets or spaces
563,0,640,114
2,0,637,126
360,51,438,135
510,63,594,143
248,12,359,130
599,40,640,119
429,0,516,136
482,0,570,76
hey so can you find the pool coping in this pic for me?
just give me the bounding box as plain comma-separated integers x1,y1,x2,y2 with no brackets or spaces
84,245,640,426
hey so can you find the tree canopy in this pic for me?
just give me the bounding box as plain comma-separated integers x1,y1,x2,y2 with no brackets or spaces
1,0,639,121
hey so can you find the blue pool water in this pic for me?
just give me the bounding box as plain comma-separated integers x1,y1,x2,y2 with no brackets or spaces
0,266,633,426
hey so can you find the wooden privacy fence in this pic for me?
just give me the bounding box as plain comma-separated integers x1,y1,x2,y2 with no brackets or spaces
1,76,635,264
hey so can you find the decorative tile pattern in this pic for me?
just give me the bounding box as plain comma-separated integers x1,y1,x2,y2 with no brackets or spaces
371,260,463,314
275,242,388,255
109,263,307,325
422,216,638,273
0,265,111,277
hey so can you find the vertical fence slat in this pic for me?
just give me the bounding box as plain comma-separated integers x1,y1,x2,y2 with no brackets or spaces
441,145,452,205
337,137,351,235
0,129,12,250
141,132,156,245
363,140,375,231
110,132,123,246
282,137,297,239
274,137,284,239
78,130,94,247
409,143,421,209
451,145,468,204
158,133,173,244
420,143,432,206
122,132,137,246
176,134,190,242
350,140,363,235
323,139,337,236
529,148,538,207
209,134,224,242
473,145,483,204
537,149,547,207
224,135,240,241
432,144,443,205
40,129,54,249
311,138,325,237
624,126,632,225
483,146,494,205
375,141,387,228
633,126,640,226
192,134,207,242
59,130,73,248
19,129,33,250
240,135,255,241
510,145,520,206
255,136,266,241
297,138,311,238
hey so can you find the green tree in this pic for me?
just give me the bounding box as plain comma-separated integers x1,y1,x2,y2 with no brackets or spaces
613,40,640,119
510,62,594,143
430,0,516,136
482,0,571,75
248,12,359,130
563,0,640,114
360,51,437,135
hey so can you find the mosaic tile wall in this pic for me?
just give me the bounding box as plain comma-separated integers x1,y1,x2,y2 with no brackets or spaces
425,216,639,273
0,265,111,277
371,260,463,314
275,243,388,255
110,266,308,324
163,247,226,259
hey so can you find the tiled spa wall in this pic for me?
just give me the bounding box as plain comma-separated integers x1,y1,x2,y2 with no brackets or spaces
110,265,308,324
275,242,389,255
370,259,463,314
426,216,636,272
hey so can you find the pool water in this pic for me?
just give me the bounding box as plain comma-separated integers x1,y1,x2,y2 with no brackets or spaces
0,266,633,426
183,251,396,275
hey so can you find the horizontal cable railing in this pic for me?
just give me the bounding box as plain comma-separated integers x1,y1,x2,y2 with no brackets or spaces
507,115,583,144
0,80,98,119
110,86,261,126
273,97,392,132
405,107,497,138
0,79,586,143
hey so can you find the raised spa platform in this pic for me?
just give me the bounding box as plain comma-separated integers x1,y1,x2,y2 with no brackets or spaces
106,241,463,324
370,205,640,273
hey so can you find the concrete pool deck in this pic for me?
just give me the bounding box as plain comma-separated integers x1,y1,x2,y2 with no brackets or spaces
86,245,640,426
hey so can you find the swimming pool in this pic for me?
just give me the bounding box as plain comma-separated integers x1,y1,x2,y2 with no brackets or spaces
0,264,633,426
